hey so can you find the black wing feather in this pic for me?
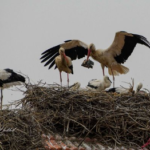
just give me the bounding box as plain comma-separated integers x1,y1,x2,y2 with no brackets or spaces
65,47,77,60
40,51,57,60
115,33,150,64
4,69,25,83
64,40,72,42
44,53,58,67
77,46,88,59
65,46,87,60
48,60,56,69
69,65,73,74
132,34,150,48
40,44,60,69
87,84,98,89
106,88,116,93
41,45,60,55
41,52,58,63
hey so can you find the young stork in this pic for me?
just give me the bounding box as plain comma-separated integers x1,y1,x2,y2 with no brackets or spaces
69,82,81,91
86,76,112,91
106,79,144,94
0,69,25,109
55,47,73,87
135,83,148,95
135,83,143,94
40,31,150,87
106,78,134,94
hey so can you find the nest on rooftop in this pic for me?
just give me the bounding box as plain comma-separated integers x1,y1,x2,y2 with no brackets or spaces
0,81,150,149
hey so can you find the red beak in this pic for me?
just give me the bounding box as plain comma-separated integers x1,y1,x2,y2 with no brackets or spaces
63,53,69,64
87,49,91,61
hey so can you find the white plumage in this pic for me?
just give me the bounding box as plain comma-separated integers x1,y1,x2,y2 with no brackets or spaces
69,82,81,91
135,83,148,95
0,69,25,109
107,87,130,94
86,76,112,91
1,81,23,89
106,81,144,94
0,69,11,80
135,83,143,93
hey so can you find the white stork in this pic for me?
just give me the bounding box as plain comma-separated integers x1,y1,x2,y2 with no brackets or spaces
40,31,150,87
86,76,112,91
0,69,25,109
41,47,73,87
55,47,73,87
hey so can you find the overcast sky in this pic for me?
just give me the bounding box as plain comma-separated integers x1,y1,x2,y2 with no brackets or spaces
1,0,150,106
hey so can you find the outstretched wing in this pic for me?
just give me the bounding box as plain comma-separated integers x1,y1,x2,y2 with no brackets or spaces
40,40,88,69
105,31,150,64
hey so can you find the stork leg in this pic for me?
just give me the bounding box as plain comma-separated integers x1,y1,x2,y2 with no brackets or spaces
1,89,3,110
59,71,62,87
102,67,105,76
67,73,69,88
110,67,115,87
101,64,105,76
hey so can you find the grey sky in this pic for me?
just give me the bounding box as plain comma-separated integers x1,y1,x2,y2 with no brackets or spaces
1,0,150,105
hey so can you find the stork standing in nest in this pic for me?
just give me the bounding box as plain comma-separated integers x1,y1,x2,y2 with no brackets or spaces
41,31,150,87
55,48,73,87
0,69,25,110
50,47,73,87
86,32,150,87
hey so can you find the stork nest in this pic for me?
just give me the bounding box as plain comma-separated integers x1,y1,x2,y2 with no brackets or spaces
0,82,150,149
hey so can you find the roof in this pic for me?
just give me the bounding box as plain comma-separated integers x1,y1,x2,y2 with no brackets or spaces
41,134,148,150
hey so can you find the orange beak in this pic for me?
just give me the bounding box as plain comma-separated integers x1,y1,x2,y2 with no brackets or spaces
87,49,91,61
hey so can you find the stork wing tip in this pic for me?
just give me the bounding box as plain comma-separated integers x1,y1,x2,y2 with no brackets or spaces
64,40,72,42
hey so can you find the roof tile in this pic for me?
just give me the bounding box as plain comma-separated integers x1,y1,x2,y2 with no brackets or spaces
42,134,149,150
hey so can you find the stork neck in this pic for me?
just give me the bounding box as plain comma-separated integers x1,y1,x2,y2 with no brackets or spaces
61,54,69,65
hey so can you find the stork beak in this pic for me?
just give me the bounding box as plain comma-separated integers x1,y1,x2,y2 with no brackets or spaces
87,49,91,61
63,53,69,64
109,78,112,83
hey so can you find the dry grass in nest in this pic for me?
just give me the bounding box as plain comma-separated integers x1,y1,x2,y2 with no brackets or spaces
0,82,150,149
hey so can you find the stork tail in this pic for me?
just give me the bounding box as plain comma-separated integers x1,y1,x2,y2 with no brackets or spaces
108,64,129,76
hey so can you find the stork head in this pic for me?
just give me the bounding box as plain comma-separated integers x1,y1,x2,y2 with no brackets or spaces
103,76,112,84
87,43,95,61
136,83,143,93
59,47,65,55
69,82,81,91
59,47,69,64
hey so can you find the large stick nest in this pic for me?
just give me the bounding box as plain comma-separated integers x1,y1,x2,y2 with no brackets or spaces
1,82,150,149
